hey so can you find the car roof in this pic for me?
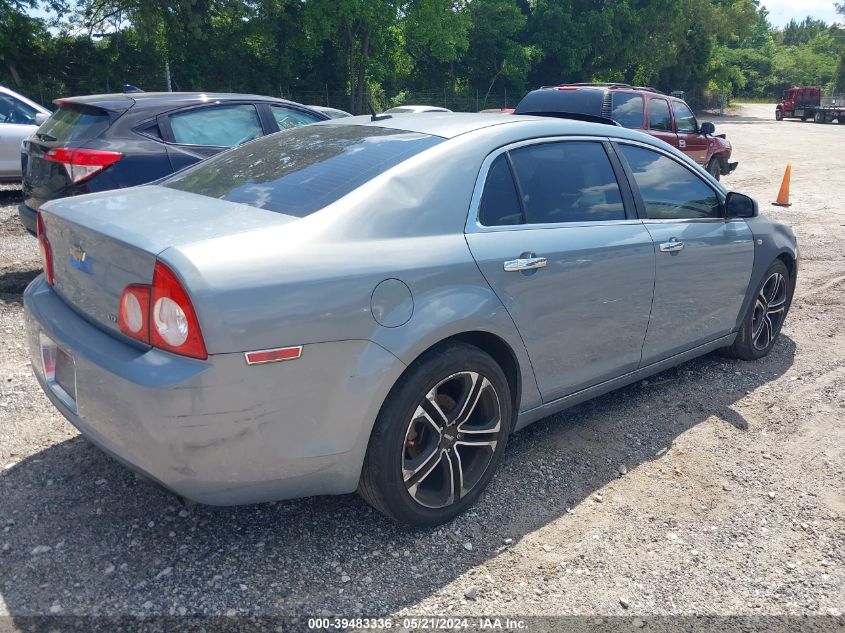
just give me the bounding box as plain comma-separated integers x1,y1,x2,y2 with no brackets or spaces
54,92,308,112
320,112,669,144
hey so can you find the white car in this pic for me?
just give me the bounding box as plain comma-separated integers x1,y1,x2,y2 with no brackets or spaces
0,85,50,182
383,105,452,114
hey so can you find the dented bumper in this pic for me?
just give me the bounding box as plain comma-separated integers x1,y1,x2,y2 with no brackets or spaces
24,275,405,505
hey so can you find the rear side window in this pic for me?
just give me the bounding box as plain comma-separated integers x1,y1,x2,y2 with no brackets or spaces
169,104,263,147
270,106,321,130
672,101,697,133
648,99,672,132
611,93,644,129
502,142,625,225
479,155,522,226
37,104,110,143
618,144,720,219
163,125,443,217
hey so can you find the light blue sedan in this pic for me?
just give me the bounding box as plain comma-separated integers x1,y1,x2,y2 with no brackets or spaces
24,114,797,526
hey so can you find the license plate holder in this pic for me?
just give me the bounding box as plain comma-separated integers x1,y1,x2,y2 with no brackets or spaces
40,332,77,412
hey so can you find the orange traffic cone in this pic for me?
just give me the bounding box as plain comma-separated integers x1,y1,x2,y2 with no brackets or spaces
772,164,792,207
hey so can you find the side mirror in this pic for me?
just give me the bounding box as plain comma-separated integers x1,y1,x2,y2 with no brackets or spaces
725,192,758,219
34,112,49,125
700,121,716,135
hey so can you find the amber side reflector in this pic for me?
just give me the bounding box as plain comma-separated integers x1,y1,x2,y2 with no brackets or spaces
244,346,303,365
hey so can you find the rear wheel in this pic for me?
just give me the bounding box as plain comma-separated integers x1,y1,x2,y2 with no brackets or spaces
727,260,792,361
814,111,827,124
706,157,722,181
359,342,513,526
838,116,845,125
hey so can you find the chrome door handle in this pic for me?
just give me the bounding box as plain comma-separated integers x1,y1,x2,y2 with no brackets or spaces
504,256,547,272
659,240,685,253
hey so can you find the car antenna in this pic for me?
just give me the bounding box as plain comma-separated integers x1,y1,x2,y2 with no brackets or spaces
368,100,392,122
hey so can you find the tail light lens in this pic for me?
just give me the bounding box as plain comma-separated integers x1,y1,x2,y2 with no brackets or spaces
118,285,150,342
44,148,123,184
36,211,54,285
117,261,207,360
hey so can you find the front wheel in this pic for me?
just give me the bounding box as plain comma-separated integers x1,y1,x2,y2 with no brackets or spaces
775,109,783,121
727,260,793,361
359,341,513,526
706,157,722,181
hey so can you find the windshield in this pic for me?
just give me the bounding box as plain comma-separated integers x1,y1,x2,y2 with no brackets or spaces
163,125,443,217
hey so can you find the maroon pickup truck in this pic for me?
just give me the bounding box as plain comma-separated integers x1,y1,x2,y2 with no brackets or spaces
514,83,737,180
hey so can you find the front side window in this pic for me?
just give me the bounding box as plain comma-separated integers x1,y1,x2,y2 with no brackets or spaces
0,95,38,125
270,106,321,130
648,99,672,132
163,125,442,218
169,104,263,147
502,141,625,225
618,144,720,220
672,101,698,133
611,93,644,129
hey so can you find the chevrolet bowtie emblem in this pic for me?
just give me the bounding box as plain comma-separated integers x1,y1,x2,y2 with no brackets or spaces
69,245,87,263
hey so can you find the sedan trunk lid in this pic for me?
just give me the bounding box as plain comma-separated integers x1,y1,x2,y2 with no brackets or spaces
40,185,296,337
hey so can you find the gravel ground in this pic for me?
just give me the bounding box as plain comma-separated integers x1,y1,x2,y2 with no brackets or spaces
0,104,843,628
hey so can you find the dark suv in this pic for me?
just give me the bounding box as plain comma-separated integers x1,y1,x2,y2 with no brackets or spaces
19,92,327,234
514,84,737,180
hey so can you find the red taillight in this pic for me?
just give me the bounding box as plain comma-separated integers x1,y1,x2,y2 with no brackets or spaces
44,148,123,184
36,211,54,285
117,262,206,359
118,285,151,342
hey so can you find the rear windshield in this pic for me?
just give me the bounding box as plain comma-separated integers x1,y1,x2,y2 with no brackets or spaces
38,104,111,143
514,89,605,116
162,125,443,217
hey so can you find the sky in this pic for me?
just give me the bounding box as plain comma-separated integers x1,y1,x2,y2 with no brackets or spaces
759,0,840,27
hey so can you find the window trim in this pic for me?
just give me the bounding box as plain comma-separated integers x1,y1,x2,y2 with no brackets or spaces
612,139,727,223
466,136,639,234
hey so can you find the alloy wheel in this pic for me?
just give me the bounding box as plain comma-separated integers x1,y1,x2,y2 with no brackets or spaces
751,271,788,351
402,371,502,509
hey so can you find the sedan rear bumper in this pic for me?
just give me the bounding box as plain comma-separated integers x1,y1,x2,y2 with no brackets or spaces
18,203,36,236
24,276,405,505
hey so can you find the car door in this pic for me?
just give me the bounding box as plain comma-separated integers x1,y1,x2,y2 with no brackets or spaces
465,139,656,403
160,103,266,172
672,100,708,165
645,97,678,149
0,93,38,179
615,142,754,365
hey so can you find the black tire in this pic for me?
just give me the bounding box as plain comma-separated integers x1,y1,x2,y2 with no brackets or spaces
838,117,845,125
814,111,826,124
775,109,783,121
727,260,793,361
706,157,722,181
359,341,513,527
